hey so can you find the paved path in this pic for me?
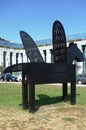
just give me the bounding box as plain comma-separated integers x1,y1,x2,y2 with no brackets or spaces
0,81,86,87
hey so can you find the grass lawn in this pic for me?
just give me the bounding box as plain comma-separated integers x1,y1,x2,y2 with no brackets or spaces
0,83,22,107
0,83,86,108
0,83,86,130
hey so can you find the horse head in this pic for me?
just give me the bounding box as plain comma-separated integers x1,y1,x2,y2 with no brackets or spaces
67,42,84,64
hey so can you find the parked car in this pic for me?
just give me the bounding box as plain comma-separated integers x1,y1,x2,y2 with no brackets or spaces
0,73,18,82
76,73,86,84
16,74,22,82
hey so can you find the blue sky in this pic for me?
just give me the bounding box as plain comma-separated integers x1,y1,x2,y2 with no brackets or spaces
0,0,86,43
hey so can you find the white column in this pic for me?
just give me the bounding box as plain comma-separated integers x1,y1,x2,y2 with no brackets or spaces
12,53,16,65
0,51,1,66
46,49,51,63
8,52,10,66
23,52,28,63
0,51,3,67
18,53,22,63
6,52,10,67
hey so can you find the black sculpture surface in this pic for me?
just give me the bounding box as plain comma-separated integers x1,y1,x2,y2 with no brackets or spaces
53,20,67,63
67,42,84,64
3,20,84,112
20,31,44,63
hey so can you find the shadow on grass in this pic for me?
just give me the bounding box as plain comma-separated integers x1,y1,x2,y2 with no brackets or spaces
35,94,71,108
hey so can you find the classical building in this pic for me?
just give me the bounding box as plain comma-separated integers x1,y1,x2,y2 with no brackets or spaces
0,33,86,74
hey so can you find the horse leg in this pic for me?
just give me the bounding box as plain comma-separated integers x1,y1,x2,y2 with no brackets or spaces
62,83,67,101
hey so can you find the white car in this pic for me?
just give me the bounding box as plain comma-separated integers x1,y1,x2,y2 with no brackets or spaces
16,75,22,82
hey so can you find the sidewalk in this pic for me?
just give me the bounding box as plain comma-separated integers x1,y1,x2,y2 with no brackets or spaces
47,83,86,87
0,81,86,87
